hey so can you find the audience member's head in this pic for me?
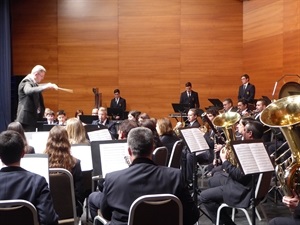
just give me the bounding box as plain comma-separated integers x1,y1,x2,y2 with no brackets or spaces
156,118,173,136
118,119,138,140
0,130,25,165
45,126,75,172
66,117,89,144
127,127,154,159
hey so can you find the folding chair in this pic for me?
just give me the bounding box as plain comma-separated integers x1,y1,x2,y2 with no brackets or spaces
49,168,77,225
216,172,273,225
168,140,183,168
128,194,183,225
0,199,39,225
152,146,168,166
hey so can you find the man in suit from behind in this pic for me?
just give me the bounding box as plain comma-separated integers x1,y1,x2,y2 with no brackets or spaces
88,127,199,225
180,82,200,109
16,65,58,131
110,89,126,120
238,74,256,104
0,130,58,225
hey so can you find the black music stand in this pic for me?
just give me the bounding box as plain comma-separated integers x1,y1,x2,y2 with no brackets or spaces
171,103,189,113
208,98,223,109
79,115,98,124
107,107,125,120
42,124,57,131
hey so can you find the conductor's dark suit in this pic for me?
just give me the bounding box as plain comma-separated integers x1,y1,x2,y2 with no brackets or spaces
0,166,58,225
238,83,255,103
16,75,45,131
89,158,199,225
180,91,200,109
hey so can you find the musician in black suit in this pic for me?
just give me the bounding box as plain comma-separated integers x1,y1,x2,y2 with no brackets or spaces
0,130,58,225
238,74,256,104
110,89,126,120
180,82,200,109
16,65,58,131
88,127,199,225
199,120,264,225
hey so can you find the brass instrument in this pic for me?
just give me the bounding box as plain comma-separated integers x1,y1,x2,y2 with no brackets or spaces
212,112,241,166
260,95,300,196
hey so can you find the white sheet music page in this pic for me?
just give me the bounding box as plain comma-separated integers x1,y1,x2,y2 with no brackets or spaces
233,142,274,175
71,145,93,171
88,129,112,142
99,142,129,177
180,128,209,152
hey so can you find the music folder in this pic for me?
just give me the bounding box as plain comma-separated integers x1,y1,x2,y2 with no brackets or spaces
171,103,189,113
230,140,274,175
179,127,209,153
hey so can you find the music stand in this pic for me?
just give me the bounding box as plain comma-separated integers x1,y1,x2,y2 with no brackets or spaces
208,98,223,109
79,115,98,124
42,124,56,131
171,103,189,113
107,107,125,120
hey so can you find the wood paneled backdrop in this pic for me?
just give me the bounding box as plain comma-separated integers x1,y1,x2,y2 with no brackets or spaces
10,0,300,123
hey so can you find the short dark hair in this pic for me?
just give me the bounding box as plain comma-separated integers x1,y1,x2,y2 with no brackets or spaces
238,99,249,106
0,130,24,165
57,110,66,116
185,82,192,87
127,127,154,157
241,74,249,80
114,89,120,94
245,121,264,139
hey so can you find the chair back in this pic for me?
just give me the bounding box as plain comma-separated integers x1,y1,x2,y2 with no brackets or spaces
0,199,39,225
168,140,183,168
152,147,168,166
128,194,183,225
49,168,77,225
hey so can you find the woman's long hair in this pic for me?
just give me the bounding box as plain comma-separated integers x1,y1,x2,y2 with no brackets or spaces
45,126,75,172
66,117,89,144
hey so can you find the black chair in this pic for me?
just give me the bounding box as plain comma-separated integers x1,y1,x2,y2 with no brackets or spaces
0,199,39,225
168,140,184,168
152,146,168,166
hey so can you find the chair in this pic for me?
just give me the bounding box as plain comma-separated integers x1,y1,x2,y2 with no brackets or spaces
128,194,183,225
152,146,168,166
93,215,108,225
49,168,77,225
168,140,183,168
216,172,273,225
0,199,39,225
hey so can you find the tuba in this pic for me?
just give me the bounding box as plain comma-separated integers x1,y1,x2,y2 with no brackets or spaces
260,95,300,196
212,112,241,166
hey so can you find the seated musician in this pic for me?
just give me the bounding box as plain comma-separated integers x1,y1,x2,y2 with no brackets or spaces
199,120,264,225
88,127,199,225
237,99,252,117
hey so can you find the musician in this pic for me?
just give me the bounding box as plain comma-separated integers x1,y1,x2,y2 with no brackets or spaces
222,98,238,113
92,107,118,139
45,110,56,125
269,192,300,225
199,120,264,225
254,98,272,142
179,82,200,109
110,89,126,120
237,74,255,104
237,99,251,117
91,108,98,116
88,127,200,225
56,110,67,125
16,65,58,131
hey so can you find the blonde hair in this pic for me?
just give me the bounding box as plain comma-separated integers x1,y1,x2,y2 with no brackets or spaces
66,118,89,144
156,118,173,136
44,126,75,172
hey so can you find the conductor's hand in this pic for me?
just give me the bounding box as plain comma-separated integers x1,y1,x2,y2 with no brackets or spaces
44,83,58,90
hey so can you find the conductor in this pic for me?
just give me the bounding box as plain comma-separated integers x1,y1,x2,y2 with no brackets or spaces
16,65,58,131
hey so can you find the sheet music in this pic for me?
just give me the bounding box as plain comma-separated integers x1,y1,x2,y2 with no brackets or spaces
99,142,129,177
180,128,209,152
88,129,112,141
25,131,49,153
233,142,274,175
71,145,93,171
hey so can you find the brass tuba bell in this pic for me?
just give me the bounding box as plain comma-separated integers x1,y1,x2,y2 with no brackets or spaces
212,112,241,166
260,95,300,196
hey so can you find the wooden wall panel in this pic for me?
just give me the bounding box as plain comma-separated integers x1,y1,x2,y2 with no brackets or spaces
11,0,243,123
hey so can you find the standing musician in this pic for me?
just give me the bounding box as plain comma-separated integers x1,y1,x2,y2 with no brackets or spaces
110,89,126,120
16,65,58,131
180,82,200,109
238,74,256,104
199,120,264,225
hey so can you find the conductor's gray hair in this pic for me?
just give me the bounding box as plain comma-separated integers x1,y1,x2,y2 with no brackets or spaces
127,127,154,157
31,65,46,75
